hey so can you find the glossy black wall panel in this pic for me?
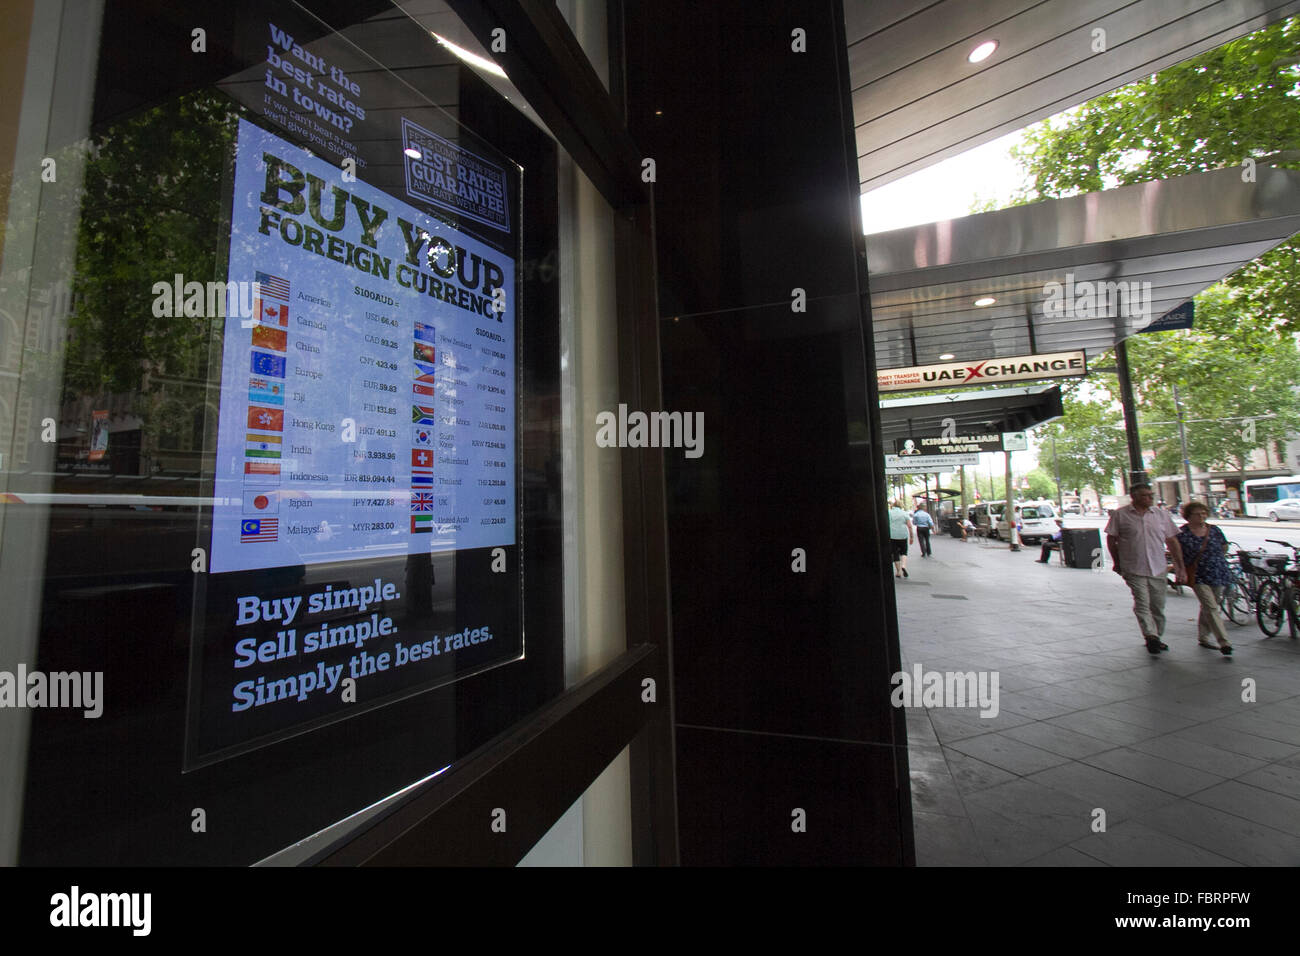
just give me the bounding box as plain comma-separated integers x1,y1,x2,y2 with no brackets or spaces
626,0,911,864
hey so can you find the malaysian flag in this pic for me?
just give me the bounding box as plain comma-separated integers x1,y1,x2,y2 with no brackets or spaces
411,491,434,512
240,517,278,543
256,271,290,301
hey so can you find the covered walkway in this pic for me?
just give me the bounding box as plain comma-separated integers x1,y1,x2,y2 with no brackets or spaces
897,534,1300,866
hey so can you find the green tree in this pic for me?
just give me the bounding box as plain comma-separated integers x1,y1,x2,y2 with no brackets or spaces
1126,288,1300,487
1010,17,1300,333
1024,467,1057,500
1037,394,1128,496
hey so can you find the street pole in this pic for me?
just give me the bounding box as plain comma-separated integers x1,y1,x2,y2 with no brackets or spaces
1051,430,1063,512
1173,382,1194,504
1114,338,1147,490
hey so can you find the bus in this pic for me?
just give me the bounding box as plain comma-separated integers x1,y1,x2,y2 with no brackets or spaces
1242,475,1300,520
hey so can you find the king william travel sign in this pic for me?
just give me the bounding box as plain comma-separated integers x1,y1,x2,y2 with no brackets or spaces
878,351,1086,393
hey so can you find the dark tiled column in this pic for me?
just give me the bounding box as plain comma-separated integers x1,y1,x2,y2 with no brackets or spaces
624,0,911,864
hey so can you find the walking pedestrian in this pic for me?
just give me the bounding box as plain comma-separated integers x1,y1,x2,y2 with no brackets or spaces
911,502,934,557
887,499,914,578
1176,501,1233,656
1105,483,1187,655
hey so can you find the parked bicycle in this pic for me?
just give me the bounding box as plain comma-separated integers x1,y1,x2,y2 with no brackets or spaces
1255,539,1300,638
1220,543,1267,625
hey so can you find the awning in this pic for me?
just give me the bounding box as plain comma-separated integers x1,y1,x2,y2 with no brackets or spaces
879,383,1063,446
866,166,1300,371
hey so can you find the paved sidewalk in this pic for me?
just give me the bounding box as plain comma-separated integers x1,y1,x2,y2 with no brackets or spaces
897,532,1300,866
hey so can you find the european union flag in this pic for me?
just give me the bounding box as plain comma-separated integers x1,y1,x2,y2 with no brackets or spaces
251,350,286,378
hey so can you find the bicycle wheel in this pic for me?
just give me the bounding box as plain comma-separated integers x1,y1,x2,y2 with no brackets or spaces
1223,580,1248,625
1257,579,1286,636
1229,578,1255,623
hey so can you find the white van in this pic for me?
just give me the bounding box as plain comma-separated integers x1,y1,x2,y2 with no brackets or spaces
996,500,1058,545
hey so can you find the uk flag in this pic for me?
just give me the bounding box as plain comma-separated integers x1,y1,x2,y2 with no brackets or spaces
411,492,434,512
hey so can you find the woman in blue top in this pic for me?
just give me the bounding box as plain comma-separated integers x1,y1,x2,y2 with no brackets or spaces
1175,501,1233,655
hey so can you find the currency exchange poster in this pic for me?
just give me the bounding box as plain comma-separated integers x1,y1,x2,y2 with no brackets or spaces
186,118,521,766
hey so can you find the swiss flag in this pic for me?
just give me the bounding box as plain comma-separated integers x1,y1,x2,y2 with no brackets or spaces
411,448,433,469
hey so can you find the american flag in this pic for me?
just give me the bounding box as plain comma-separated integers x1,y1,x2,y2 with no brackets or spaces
240,517,278,543
256,271,290,301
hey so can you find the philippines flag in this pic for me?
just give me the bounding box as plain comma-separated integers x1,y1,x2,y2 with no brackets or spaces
240,517,278,542
414,322,436,344
414,360,438,378
255,271,290,301
411,491,434,512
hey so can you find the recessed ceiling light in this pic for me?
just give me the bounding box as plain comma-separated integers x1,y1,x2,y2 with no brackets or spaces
974,296,996,307
968,40,998,64
404,147,423,160
939,353,955,361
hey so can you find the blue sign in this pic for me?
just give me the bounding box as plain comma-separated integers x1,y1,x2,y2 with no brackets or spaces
400,118,510,232
1139,300,1194,334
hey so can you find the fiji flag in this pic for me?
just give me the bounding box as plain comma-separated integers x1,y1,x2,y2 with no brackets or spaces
249,377,284,406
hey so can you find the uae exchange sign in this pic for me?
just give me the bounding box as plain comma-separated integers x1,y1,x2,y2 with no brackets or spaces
878,351,1086,393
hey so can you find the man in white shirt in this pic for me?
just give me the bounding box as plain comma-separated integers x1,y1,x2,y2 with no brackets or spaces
1105,483,1186,655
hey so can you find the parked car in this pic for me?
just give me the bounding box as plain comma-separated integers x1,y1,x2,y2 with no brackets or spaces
1265,497,1300,522
970,501,1003,538
996,500,1058,545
